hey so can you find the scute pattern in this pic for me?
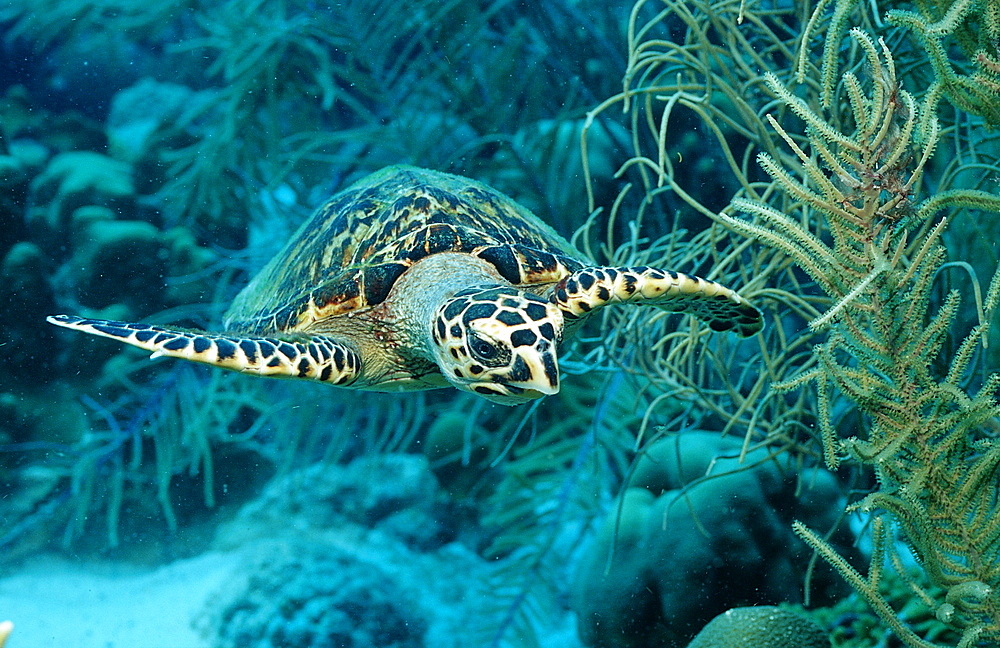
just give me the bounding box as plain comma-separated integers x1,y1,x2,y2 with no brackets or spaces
225,166,582,335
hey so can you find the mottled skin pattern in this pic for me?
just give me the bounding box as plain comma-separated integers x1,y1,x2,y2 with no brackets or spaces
46,315,361,384
48,166,763,405
432,286,562,402
552,266,763,336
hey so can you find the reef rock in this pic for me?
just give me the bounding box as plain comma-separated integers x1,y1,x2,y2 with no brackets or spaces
206,540,428,648
205,454,521,648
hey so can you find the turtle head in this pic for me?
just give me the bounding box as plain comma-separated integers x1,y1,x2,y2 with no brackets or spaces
432,286,563,405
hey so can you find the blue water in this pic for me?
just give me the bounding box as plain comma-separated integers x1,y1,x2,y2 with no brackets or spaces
2,1,995,648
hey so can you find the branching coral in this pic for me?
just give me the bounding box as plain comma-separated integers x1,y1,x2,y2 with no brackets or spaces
888,0,1000,125
721,25,1000,648
800,0,1000,126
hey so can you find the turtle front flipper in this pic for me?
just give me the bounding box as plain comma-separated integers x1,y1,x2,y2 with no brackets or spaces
46,315,361,385
548,267,763,337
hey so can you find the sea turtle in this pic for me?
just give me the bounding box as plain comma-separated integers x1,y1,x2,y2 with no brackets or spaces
48,166,763,405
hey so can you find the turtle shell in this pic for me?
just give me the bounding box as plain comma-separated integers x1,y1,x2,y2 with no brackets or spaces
224,166,584,335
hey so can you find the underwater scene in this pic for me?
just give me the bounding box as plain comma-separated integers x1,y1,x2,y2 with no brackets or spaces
1,0,999,647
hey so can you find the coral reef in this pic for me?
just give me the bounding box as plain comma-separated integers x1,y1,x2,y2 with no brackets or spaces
215,454,456,552
69,215,164,313
571,432,852,648
1,241,56,381
802,0,1000,126
0,0,631,570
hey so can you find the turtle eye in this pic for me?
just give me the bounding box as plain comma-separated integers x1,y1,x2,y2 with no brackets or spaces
468,334,506,366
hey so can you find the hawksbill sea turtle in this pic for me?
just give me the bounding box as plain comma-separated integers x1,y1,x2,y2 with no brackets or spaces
48,166,763,405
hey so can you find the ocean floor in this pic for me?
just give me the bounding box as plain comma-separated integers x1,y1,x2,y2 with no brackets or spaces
0,551,236,648
0,455,586,648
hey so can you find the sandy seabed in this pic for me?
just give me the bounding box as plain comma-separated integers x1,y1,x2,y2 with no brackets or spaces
0,551,240,648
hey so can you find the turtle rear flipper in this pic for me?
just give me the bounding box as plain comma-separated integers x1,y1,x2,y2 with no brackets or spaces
548,267,763,338
46,315,361,385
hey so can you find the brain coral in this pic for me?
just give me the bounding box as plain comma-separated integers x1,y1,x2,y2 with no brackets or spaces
686,606,831,648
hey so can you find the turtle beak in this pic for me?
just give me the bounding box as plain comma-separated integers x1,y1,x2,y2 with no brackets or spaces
471,381,555,406
507,338,560,396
